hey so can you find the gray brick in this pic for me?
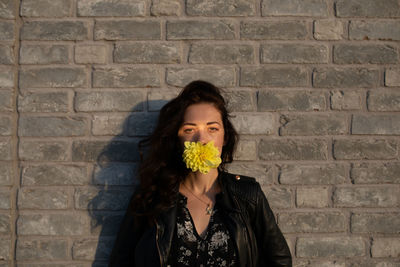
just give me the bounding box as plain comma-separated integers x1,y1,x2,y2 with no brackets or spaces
296,187,330,208
77,0,145,16
189,44,254,64
127,113,158,136
350,21,400,41
261,43,328,64
263,186,292,209
18,213,88,235
231,113,274,135
368,90,400,111
75,44,107,64
147,89,178,111
294,261,346,267
336,0,400,18
352,114,400,135
259,139,327,160
75,91,144,112
385,68,400,87
19,67,86,88
279,164,347,185
151,0,181,16
258,90,326,112
93,66,160,88
331,90,362,110
314,20,345,40
0,189,11,209
0,214,10,233
0,91,12,112
18,91,69,113
21,0,72,17
334,186,399,208
351,213,400,234
0,45,14,64
21,21,88,40
351,162,400,184
348,260,400,267
95,20,160,40
280,114,347,136
114,43,181,64
222,90,256,112
0,67,14,88
17,264,88,267
333,139,397,160
19,116,87,137
241,66,308,87
72,238,113,260
92,114,126,136
0,0,14,19
372,238,400,258
226,163,275,185
18,188,68,209
334,44,398,64
166,66,235,87
0,162,12,186
296,237,366,257
0,21,14,41
89,212,125,236
22,165,89,185
0,137,12,160
16,239,68,260
262,0,328,17
93,163,139,186
240,21,308,40
72,140,140,162
0,239,10,260
74,187,132,210
187,0,255,16
19,140,68,161
279,212,345,233
313,67,379,88
20,44,69,64
167,20,235,40
0,115,11,136
234,139,256,161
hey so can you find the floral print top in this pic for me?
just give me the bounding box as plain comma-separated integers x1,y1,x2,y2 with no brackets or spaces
167,193,237,267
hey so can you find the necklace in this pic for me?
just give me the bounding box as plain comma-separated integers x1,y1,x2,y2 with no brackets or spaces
182,183,213,215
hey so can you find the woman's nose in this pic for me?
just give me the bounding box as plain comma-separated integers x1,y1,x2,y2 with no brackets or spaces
196,129,209,144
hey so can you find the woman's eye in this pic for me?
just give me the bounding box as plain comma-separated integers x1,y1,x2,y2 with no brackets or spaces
183,128,193,133
209,127,219,132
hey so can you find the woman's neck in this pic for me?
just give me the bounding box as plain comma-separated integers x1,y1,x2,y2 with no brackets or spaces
182,168,219,194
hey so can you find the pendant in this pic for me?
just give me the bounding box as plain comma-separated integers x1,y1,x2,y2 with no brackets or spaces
206,204,212,215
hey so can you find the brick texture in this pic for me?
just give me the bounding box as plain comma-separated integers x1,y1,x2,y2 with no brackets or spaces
3,0,400,266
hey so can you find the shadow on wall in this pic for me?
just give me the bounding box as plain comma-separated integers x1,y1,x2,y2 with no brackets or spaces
86,100,167,266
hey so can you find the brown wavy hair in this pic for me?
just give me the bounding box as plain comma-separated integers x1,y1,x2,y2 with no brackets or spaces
132,80,238,221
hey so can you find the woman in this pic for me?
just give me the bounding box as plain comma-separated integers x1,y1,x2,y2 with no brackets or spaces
109,80,292,267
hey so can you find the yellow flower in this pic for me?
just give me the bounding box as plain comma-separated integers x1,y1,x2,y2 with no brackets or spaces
182,141,222,174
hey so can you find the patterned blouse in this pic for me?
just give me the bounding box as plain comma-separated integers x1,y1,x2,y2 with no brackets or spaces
167,193,238,267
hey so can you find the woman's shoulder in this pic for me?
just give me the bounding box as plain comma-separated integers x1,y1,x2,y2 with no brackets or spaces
220,171,262,205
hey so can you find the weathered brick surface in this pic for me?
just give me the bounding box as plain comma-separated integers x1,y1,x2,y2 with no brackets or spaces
18,91,69,112
280,114,347,136
0,21,14,41
296,237,366,257
0,239,11,260
350,21,400,41
72,238,113,260
0,67,14,88
77,0,145,17
233,139,256,161
151,0,181,16
351,213,400,233
296,187,330,208
241,66,308,87
223,90,256,112
0,115,11,136
0,45,14,64
330,90,362,110
313,67,379,88
372,238,400,258
93,163,138,186
187,0,254,16
22,165,89,185
368,90,400,111
279,164,347,185
127,113,158,136
261,43,328,64
74,187,132,210
0,91,12,112
19,140,69,161
75,44,107,64
0,214,11,233
20,0,72,17
0,137,12,160
226,163,275,184
240,21,308,40
333,139,397,160
333,186,399,207
0,162,12,186
262,0,328,17
263,186,292,209
21,21,88,40
336,0,400,18
231,113,275,135
334,44,398,64
0,0,14,19
19,67,87,88
259,139,327,160
20,44,69,64
279,212,345,233
16,239,68,260
0,188,11,209
114,42,181,64
189,44,254,64
167,66,235,87
18,188,68,209
352,114,400,135
351,162,400,184
19,116,87,137
95,20,160,40
314,20,345,40
167,20,235,40
258,90,326,111
385,68,400,87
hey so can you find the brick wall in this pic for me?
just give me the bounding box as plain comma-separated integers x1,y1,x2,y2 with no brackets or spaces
1,0,400,266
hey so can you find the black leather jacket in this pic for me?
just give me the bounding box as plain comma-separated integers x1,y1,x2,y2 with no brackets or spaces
109,172,292,267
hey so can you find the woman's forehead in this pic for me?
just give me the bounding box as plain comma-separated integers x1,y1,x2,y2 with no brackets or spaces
183,103,222,122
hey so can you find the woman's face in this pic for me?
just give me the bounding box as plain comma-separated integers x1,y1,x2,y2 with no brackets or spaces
178,103,225,155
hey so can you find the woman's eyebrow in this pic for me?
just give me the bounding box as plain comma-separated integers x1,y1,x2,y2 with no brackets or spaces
207,121,221,125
